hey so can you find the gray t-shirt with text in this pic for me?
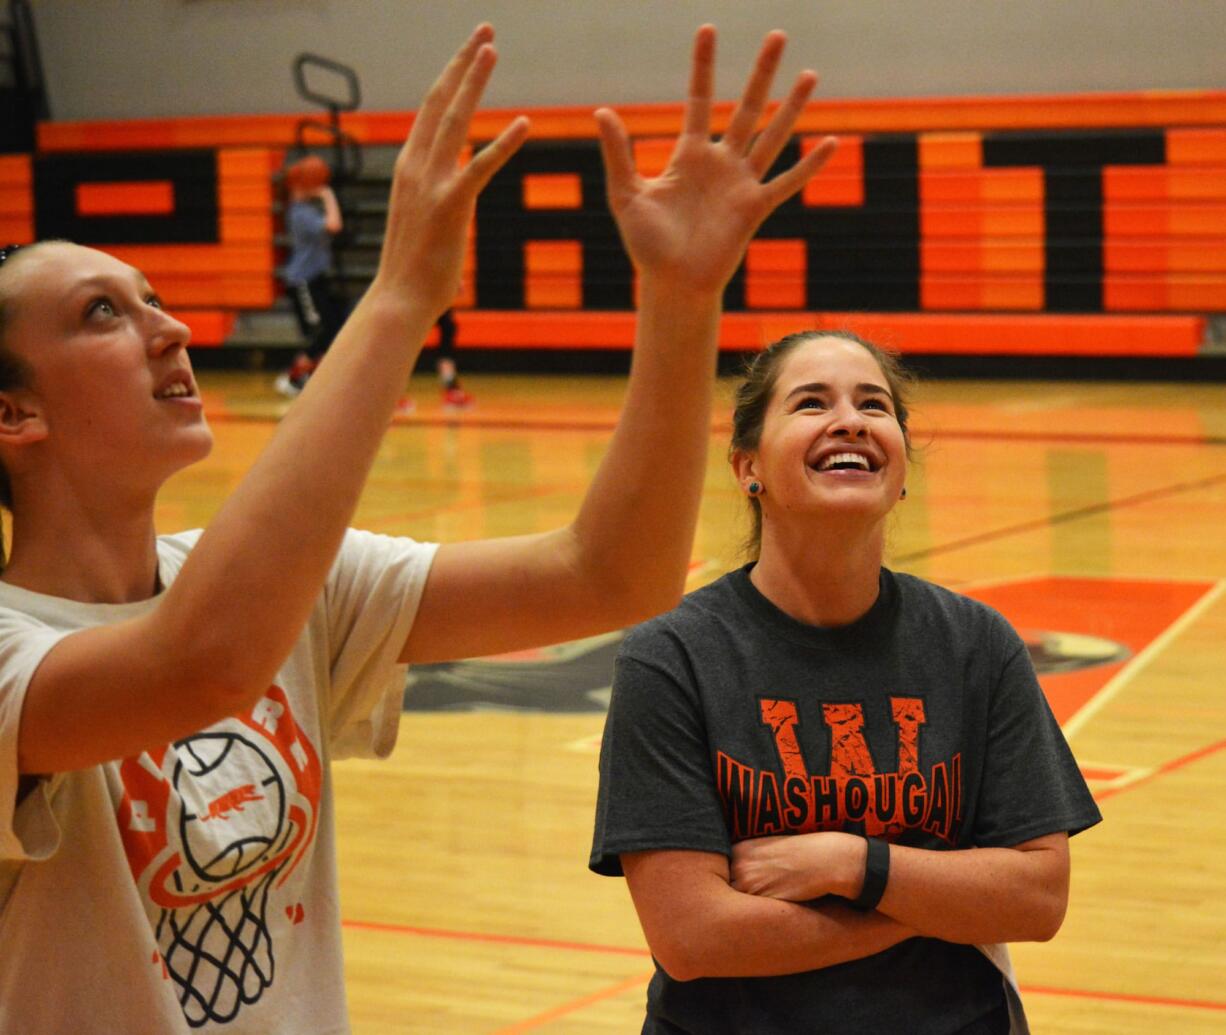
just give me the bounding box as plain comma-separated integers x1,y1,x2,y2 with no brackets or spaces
590,566,1101,1035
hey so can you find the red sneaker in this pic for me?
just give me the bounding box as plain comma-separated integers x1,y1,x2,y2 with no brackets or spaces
393,396,417,416
442,386,473,409
287,353,315,381
275,353,316,397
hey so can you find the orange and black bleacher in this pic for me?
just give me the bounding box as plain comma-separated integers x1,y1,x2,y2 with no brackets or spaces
2,89,1224,373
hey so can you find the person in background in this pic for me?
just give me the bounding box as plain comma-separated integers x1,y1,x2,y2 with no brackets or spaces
591,330,1101,1035
394,307,471,416
275,153,346,397
435,307,471,408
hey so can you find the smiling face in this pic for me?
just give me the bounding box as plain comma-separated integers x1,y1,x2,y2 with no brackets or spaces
732,334,909,544
0,242,212,501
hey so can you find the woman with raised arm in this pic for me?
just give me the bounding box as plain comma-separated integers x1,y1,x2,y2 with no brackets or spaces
590,331,1101,1034
0,24,833,1035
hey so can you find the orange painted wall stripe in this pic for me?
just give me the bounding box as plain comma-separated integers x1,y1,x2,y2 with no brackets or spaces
37,89,1226,153
1166,127,1226,165
77,147,281,311
178,309,236,346
456,310,1204,355
1104,166,1226,202
0,155,33,243
102,243,273,274
76,180,175,216
523,173,582,209
524,241,582,309
745,239,807,310
0,154,32,189
1105,204,1226,237
802,135,864,206
918,132,982,169
1104,274,1226,311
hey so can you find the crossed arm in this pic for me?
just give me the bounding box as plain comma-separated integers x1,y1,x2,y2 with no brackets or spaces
623,830,1069,982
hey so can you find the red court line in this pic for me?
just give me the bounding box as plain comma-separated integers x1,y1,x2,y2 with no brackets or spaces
1095,737,1226,803
341,917,651,958
341,918,1226,1016
896,471,1226,562
1021,983,1226,1013
492,971,655,1034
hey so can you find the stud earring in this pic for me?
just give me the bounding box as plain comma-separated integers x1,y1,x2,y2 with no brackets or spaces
748,481,762,496
900,486,908,500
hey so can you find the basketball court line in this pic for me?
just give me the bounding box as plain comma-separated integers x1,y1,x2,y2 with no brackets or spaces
202,401,1226,449
1021,984,1226,1014
1062,579,1225,738
949,569,1220,594
490,971,656,1034
343,716,1226,1028
338,917,1226,1018
895,472,1226,563
342,917,651,958
1093,736,1226,804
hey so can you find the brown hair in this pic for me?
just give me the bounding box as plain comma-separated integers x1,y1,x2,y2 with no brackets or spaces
728,329,916,558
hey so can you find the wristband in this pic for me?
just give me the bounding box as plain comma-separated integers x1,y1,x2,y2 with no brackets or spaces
850,836,889,912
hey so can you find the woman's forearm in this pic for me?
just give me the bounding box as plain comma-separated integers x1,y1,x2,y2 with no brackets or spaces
625,850,913,982
158,31,527,698
161,289,436,695
567,278,722,619
874,836,1070,944
733,829,1071,946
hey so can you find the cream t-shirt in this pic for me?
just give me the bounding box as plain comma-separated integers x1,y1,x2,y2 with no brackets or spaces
0,528,436,1034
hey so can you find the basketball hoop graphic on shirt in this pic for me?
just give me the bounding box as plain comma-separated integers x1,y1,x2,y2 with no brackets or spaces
116,685,322,1028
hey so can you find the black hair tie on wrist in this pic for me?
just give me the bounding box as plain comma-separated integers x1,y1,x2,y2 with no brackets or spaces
850,836,890,911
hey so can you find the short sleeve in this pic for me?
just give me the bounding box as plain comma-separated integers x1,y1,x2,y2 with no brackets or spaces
972,624,1102,847
589,642,730,876
322,529,438,759
0,618,71,861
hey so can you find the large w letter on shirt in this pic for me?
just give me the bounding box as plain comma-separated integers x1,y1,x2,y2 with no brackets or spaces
754,697,955,840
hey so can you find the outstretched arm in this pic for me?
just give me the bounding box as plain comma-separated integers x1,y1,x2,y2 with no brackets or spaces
18,26,528,775
404,26,836,663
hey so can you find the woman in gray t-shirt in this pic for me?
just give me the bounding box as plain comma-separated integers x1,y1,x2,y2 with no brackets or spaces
592,331,1102,1034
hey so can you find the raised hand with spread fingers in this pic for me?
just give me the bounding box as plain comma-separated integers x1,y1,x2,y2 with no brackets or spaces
402,26,837,664
373,24,529,315
597,25,836,298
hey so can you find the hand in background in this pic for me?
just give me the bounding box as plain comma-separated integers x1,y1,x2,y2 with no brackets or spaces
595,25,837,299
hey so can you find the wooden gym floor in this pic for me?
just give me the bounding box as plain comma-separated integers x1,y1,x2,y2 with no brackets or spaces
160,366,1226,1034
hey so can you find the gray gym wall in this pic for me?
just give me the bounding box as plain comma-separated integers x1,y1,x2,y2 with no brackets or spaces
32,0,1226,121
